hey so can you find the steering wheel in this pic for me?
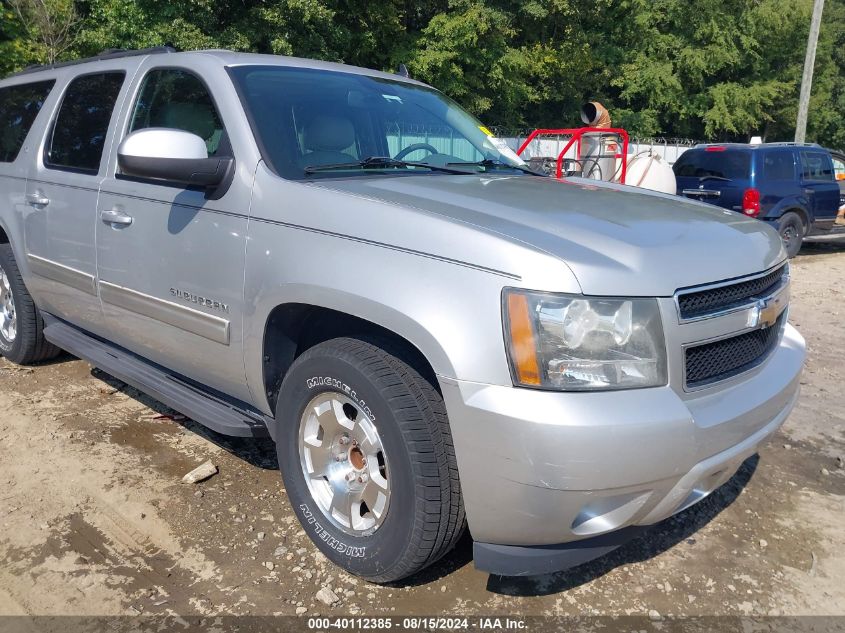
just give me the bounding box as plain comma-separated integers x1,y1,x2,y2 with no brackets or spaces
394,143,439,161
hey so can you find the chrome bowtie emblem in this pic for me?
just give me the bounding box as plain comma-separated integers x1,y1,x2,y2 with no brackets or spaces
747,287,788,329
746,303,762,328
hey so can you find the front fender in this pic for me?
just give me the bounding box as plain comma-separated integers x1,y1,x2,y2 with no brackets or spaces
242,228,521,415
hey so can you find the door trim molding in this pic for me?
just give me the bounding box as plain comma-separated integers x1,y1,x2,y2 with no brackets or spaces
26,254,97,296
99,281,230,345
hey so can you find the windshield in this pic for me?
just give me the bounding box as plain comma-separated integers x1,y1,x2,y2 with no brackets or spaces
228,65,526,180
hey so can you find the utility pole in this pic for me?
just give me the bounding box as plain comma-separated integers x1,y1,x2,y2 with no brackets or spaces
795,0,825,144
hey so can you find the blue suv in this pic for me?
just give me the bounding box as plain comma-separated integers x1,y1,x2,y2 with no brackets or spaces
674,143,841,257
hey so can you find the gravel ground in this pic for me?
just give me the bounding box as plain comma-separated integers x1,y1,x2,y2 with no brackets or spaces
0,241,843,622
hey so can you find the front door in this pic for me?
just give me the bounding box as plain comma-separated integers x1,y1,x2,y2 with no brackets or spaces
25,70,127,334
95,65,254,402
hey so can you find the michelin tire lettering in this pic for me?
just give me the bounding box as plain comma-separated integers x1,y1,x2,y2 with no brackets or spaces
306,375,376,422
299,503,366,557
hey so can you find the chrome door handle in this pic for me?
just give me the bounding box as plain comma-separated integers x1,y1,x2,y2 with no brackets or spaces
25,192,50,207
803,188,814,195
100,208,133,226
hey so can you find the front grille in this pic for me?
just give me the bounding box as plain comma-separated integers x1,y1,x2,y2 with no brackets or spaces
678,265,786,320
685,314,784,388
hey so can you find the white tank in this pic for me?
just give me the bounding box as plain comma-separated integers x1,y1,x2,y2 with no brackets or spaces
623,152,677,195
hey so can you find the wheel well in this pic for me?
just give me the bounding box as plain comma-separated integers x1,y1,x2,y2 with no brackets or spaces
262,304,438,413
0,225,8,244
782,208,810,234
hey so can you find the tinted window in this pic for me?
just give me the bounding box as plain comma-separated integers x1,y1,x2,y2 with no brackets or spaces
800,151,834,181
762,152,795,181
673,150,751,180
0,80,55,162
129,69,225,156
46,72,125,172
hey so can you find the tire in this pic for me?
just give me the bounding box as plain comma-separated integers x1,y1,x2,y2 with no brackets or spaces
0,242,61,364
275,336,465,583
777,212,804,259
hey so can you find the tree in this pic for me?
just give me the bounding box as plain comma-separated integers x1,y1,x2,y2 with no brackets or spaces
0,0,843,145
7,0,80,64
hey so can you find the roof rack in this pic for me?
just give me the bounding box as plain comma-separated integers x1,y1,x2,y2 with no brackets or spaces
10,46,177,78
759,141,821,147
693,141,821,149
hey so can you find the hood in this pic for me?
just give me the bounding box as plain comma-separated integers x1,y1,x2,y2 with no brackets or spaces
310,174,785,296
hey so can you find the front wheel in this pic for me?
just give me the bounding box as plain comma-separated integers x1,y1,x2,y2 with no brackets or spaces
777,212,805,258
276,337,465,583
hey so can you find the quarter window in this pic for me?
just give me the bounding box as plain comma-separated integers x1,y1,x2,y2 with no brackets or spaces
129,69,225,156
800,151,834,181
45,72,125,173
0,80,55,163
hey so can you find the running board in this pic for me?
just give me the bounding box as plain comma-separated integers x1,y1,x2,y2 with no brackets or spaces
43,316,270,438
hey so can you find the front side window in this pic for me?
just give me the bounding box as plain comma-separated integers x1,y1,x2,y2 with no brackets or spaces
800,151,834,181
830,155,845,182
45,72,125,173
228,65,526,180
0,80,55,163
129,69,225,156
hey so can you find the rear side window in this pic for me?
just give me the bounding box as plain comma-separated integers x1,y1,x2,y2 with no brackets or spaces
673,150,750,180
128,69,225,156
800,151,835,181
0,80,55,163
45,72,125,173
761,152,795,181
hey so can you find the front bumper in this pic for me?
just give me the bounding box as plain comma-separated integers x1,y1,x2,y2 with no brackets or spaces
440,323,805,575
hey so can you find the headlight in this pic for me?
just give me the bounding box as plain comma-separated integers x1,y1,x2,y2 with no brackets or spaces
503,289,667,391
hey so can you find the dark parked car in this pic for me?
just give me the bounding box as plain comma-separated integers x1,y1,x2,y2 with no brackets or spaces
674,143,841,257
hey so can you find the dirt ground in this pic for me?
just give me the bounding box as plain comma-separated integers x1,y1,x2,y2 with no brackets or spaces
1,241,844,623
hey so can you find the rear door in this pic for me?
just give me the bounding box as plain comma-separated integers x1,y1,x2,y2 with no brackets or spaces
757,149,798,217
674,147,751,211
24,69,128,333
798,150,839,229
0,78,56,257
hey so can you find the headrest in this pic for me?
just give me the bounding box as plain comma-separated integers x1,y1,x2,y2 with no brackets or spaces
303,115,355,152
161,103,216,141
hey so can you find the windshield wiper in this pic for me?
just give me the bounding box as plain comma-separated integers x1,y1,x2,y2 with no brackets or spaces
304,156,470,175
446,158,543,175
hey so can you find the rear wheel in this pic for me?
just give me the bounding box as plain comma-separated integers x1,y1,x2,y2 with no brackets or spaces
0,243,60,364
276,336,465,583
777,212,804,258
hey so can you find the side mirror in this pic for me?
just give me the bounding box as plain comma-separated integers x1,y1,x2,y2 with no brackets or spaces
117,128,234,195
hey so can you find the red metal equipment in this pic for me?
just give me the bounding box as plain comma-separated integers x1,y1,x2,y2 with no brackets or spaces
516,127,630,183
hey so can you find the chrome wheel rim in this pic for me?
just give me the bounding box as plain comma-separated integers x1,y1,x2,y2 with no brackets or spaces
298,392,390,536
0,265,16,343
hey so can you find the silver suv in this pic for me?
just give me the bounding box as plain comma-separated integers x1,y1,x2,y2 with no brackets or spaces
0,48,805,582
